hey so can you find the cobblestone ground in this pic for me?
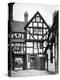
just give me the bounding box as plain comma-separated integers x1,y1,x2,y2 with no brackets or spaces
11,69,55,77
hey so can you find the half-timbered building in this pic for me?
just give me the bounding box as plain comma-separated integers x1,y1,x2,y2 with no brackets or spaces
8,3,58,75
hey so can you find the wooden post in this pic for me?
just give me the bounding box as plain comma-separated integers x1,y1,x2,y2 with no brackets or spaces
8,2,15,76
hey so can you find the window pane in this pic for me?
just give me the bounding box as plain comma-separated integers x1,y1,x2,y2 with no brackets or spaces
29,23,32,27
27,34,29,39
43,41,47,47
43,29,46,34
22,34,24,39
40,19,43,22
34,23,37,27
34,42,37,48
34,49,38,54
30,36,33,39
38,43,40,48
34,29,38,34
38,23,42,27
26,42,33,47
11,34,13,38
30,28,33,33
40,43,43,49
36,17,40,22
27,48,33,54
39,49,42,53
44,23,47,28
34,35,37,39
33,18,35,22
39,35,42,39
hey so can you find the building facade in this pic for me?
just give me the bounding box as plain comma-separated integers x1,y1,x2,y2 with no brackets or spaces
8,3,59,75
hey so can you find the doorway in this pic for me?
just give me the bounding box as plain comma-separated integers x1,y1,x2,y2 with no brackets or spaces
30,55,36,69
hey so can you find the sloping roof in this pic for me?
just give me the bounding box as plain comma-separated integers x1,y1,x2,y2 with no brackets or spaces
11,39,25,42
12,21,25,32
24,11,50,29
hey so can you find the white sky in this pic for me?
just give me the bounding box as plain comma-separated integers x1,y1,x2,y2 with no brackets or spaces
13,3,59,26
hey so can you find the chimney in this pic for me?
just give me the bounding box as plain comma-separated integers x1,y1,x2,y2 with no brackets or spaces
8,2,15,22
24,11,28,25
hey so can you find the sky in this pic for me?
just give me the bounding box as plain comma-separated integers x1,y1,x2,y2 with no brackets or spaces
13,3,59,27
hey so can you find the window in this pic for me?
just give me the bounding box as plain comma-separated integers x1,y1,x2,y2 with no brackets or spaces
34,35,37,39
27,34,29,39
40,43,43,49
43,48,45,52
12,43,24,54
38,43,43,49
30,36,33,39
38,29,42,34
40,19,43,22
26,42,33,47
27,48,33,54
38,23,42,27
39,49,42,53
18,33,21,38
44,24,47,28
11,43,14,47
30,28,33,33
22,34,24,39
34,23,37,27
15,43,20,46
11,33,24,39
39,35,42,39
34,42,37,49
43,29,46,34
38,43,40,48
36,17,40,22
33,19,35,22
11,33,13,38
29,22,32,27
43,41,47,47
34,49,38,54
34,29,38,34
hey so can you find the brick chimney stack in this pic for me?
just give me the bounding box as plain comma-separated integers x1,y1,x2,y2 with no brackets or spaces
24,11,28,25
8,3,15,22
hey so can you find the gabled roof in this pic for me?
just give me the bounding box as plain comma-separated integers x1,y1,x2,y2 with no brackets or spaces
24,11,50,29
12,21,25,32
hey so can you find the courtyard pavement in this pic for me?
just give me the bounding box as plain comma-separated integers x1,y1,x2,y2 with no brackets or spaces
11,69,55,77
